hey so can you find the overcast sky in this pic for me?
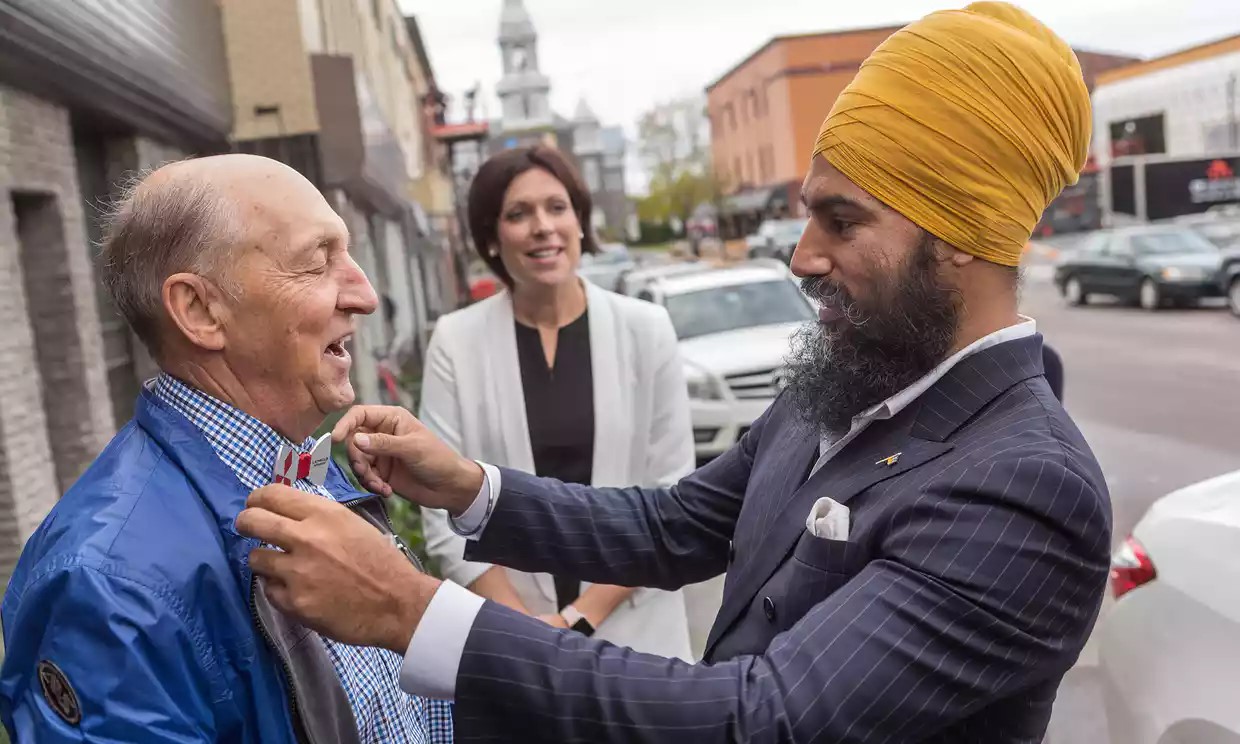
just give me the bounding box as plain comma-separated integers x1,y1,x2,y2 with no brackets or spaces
398,0,1240,191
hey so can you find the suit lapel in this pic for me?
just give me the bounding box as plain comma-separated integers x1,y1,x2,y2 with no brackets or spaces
705,408,953,656
585,284,632,487
484,293,536,472
704,333,1048,658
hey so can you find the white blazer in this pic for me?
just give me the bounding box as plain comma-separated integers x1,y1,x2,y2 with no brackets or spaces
419,281,697,660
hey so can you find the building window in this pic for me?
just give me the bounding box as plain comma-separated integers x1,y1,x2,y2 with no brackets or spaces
583,159,602,192
372,0,383,29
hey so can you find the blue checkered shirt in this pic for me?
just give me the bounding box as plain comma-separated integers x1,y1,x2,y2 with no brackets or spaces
152,374,454,743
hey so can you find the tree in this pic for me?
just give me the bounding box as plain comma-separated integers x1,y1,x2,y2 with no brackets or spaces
635,96,726,231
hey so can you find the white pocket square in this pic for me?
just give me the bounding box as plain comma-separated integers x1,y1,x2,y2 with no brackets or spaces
805,496,851,541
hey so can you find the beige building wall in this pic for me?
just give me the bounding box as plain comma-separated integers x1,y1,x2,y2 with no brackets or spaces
220,0,320,140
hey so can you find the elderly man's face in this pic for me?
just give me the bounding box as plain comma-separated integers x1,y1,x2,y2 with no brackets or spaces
222,167,377,433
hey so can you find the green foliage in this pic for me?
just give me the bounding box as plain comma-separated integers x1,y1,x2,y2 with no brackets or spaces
635,96,726,229
634,221,678,245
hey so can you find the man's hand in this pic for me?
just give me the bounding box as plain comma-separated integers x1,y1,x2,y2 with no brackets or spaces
331,405,484,516
235,484,439,653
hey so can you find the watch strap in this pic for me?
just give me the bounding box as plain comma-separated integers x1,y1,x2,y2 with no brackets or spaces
560,605,595,637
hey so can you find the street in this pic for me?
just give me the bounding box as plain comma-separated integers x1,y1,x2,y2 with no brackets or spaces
1023,241,1240,743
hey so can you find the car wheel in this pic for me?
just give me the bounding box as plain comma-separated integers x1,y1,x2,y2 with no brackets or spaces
1063,277,1087,306
1229,277,1240,318
1139,278,1162,311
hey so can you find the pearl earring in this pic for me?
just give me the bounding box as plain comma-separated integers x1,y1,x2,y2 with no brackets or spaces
488,247,499,257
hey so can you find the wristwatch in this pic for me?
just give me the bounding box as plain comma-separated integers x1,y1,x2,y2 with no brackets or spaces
559,605,596,637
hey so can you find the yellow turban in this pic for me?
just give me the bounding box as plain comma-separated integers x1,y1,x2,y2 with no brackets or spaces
812,2,1091,266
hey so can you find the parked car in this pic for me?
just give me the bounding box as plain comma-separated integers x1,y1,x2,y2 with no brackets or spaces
1098,468,1240,744
1172,213,1240,249
1221,247,1240,318
623,262,815,463
578,242,635,292
615,260,713,297
1053,226,1224,311
746,218,807,263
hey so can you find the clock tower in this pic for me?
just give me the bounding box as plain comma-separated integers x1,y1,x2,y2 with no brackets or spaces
496,0,553,133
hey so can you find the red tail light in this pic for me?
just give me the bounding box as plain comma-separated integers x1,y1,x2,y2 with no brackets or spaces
1110,536,1156,599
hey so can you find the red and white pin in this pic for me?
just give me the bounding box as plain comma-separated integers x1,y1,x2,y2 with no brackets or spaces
271,433,333,487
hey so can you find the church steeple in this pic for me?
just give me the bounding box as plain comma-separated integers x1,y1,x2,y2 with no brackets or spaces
499,0,536,45
496,0,552,131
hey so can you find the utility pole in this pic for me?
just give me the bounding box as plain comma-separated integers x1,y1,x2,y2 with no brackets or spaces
1229,72,1238,150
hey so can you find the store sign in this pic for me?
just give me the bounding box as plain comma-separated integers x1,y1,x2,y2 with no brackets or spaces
1188,159,1240,203
1145,155,1240,220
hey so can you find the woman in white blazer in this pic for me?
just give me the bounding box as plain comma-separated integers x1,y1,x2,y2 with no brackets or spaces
419,146,697,660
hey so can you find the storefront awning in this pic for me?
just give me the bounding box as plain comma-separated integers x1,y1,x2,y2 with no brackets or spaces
723,183,791,215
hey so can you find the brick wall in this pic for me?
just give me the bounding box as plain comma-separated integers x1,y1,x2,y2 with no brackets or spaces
0,85,115,585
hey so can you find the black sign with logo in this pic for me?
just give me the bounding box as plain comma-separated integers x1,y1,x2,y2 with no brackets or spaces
1145,156,1240,221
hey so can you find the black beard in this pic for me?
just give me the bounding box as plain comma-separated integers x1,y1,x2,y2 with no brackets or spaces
783,233,960,436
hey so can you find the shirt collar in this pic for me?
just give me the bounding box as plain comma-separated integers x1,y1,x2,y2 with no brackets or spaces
849,316,1038,429
149,373,313,492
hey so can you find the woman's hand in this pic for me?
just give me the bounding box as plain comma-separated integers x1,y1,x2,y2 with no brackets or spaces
537,613,570,629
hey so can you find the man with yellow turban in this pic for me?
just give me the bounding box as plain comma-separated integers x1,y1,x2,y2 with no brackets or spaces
229,4,1112,742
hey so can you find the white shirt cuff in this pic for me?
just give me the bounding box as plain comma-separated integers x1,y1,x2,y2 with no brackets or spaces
448,461,501,539
398,580,486,699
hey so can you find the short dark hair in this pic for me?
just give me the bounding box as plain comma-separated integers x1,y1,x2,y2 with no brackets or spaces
467,146,598,286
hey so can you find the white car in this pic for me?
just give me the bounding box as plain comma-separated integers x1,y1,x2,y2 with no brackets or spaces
578,243,635,292
625,262,815,463
1098,468,1240,744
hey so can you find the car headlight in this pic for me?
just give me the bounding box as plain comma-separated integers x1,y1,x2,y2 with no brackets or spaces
1160,266,1205,281
683,362,725,401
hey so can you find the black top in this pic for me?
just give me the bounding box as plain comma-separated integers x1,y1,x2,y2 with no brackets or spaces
514,310,594,610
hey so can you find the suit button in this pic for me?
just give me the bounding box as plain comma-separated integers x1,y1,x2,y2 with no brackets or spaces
763,596,776,622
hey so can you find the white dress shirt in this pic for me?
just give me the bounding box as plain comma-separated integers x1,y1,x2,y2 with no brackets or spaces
399,318,1039,699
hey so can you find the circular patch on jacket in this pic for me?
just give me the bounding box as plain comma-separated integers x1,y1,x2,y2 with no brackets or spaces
37,660,81,725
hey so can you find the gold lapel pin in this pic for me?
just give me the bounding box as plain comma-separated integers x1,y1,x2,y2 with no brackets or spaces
876,452,902,467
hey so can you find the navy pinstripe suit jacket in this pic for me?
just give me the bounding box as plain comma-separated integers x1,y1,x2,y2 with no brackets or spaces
457,333,1112,743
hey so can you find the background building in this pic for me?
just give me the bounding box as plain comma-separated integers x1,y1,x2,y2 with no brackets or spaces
0,0,233,585
707,24,1137,238
485,0,633,240
1093,34,1240,162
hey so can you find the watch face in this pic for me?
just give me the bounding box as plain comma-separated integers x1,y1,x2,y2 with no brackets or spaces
570,618,595,637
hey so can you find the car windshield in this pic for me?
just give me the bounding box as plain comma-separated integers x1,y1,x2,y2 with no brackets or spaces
1130,230,1218,256
664,279,813,340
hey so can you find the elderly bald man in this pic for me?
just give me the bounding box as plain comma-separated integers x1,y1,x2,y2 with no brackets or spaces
0,155,453,743
236,3,1111,742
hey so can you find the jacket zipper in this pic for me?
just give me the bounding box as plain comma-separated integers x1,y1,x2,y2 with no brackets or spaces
249,573,309,744
248,493,420,744
341,494,426,573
